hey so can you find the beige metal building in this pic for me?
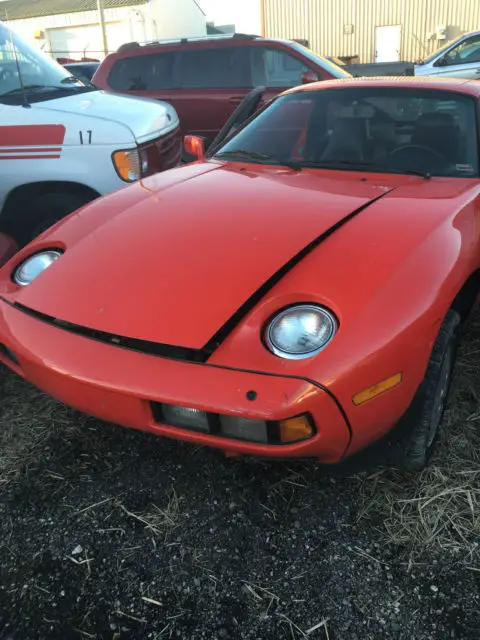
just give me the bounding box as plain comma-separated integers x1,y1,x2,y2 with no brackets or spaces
261,0,480,63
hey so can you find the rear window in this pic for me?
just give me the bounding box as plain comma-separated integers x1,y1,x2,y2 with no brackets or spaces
177,47,250,89
108,51,177,91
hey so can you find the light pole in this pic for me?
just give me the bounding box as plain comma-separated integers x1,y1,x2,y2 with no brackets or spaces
97,0,108,57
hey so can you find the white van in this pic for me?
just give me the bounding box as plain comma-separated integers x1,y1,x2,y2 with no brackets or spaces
0,21,180,244
415,31,480,79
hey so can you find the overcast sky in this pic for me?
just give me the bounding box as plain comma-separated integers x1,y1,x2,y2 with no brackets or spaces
197,0,261,34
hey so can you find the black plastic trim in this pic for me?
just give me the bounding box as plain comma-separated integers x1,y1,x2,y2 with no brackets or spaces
13,302,210,363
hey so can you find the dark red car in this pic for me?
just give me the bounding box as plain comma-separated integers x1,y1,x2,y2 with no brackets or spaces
92,34,351,140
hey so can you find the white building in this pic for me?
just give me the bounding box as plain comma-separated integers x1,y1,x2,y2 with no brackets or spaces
0,0,207,61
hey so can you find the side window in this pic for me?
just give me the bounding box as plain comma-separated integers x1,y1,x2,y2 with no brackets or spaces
107,52,177,91
177,47,250,89
444,36,480,66
251,47,313,88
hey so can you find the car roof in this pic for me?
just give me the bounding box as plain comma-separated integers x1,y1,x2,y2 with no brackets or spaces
285,75,480,97
112,34,319,56
65,62,99,67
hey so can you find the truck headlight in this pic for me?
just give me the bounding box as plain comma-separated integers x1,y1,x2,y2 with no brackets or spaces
112,149,141,182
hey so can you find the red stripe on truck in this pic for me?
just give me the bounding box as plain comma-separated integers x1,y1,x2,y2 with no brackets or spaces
0,147,63,153
0,155,61,160
0,125,66,146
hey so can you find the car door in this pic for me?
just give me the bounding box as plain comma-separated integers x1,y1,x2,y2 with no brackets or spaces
172,45,252,141
431,34,480,79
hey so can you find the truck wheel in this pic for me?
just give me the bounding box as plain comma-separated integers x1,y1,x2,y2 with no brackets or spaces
401,310,460,470
12,192,93,246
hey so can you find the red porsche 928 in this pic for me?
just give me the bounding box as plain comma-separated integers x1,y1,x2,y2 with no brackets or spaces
0,77,479,471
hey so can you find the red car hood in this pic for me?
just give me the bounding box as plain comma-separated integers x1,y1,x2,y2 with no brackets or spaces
17,164,394,348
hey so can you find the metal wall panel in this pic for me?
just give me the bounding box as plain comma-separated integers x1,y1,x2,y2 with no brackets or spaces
262,0,480,63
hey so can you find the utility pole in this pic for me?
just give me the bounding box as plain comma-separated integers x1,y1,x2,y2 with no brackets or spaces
97,0,108,57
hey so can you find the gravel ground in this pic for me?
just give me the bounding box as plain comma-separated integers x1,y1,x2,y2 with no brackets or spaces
0,318,479,640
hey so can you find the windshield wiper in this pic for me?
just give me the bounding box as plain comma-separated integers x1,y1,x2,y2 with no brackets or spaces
60,76,85,84
1,83,92,97
214,150,301,171
304,159,431,179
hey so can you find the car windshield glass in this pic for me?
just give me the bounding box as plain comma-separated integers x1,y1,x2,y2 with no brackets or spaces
287,41,352,78
0,23,94,104
420,36,463,65
214,87,479,178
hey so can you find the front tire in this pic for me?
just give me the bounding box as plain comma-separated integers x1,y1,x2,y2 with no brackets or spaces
9,191,93,247
401,310,460,470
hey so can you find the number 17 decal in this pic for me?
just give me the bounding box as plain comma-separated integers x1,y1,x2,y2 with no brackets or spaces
79,130,93,145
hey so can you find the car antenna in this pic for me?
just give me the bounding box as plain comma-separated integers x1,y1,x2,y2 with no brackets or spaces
8,24,30,108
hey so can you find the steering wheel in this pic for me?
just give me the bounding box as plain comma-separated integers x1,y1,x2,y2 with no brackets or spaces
389,144,448,172
208,86,266,154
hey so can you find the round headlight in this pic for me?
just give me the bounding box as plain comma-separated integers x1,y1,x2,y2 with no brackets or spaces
13,250,62,287
265,304,337,359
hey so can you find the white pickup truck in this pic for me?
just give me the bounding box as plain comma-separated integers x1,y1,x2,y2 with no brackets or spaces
0,21,181,245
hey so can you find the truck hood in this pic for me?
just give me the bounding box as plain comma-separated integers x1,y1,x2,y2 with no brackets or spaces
16,164,394,348
34,90,179,143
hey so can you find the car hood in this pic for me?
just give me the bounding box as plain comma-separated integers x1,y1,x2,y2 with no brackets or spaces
15,163,394,348
34,90,179,144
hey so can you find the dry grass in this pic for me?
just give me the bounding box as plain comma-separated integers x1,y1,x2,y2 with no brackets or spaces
357,315,480,563
118,488,182,540
0,372,75,488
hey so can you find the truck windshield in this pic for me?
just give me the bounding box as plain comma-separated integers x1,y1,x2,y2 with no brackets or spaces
0,22,95,104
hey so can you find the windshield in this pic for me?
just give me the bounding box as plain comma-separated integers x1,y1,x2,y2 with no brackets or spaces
288,41,352,78
215,87,479,178
420,35,466,65
0,22,94,104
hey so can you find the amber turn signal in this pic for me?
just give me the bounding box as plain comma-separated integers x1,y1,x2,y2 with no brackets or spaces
352,372,403,406
112,149,141,182
278,415,314,443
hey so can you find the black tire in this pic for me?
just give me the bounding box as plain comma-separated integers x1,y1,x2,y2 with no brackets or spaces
401,309,460,470
10,191,93,247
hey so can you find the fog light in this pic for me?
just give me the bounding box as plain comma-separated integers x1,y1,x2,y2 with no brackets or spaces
278,415,314,443
220,415,268,443
161,404,209,432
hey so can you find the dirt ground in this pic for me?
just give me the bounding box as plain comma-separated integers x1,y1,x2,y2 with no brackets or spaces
0,317,479,640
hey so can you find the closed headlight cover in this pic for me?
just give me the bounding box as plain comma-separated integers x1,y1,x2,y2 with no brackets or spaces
13,250,63,286
265,304,337,359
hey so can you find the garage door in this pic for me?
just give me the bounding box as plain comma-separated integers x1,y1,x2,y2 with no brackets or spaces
47,22,131,60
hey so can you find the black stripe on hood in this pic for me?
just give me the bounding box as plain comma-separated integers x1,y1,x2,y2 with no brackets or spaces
202,187,395,357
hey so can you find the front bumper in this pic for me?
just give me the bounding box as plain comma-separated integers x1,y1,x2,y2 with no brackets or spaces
0,302,350,461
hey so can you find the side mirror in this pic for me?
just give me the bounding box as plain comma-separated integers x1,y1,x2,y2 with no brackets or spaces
435,55,448,67
184,135,208,159
301,70,319,84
